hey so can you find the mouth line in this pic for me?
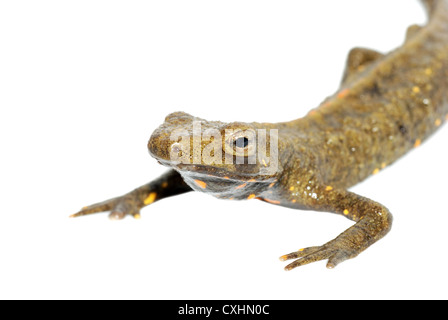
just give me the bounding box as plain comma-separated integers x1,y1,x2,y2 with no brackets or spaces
176,163,242,179
155,159,274,182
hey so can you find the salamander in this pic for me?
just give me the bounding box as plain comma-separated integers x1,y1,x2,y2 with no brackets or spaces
72,0,448,270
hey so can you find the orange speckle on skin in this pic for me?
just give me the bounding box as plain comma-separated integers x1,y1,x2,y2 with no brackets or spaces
298,248,304,252
248,179,256,183
247,194,256,200
325,186,333,191
268,182,276,188
343,209,349,215
161,182,168,188
309,110,317,115
144,192,157,205
381,162,387,169
435,118,442,127
414,139,421,148
223,176,230,179
289,186,294,191
235,183,247,189
263,198,281,204
372,168,380,175
337,88,350,99
292,199,297,203
425,68,433,75
194,180,207,189
412,86,421,93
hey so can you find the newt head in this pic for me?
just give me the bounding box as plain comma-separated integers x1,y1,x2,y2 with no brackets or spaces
148,111,280,197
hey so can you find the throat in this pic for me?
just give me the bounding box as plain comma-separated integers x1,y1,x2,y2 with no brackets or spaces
178,171,271,200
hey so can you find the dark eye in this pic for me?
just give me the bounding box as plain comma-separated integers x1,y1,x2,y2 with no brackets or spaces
234,137,249,149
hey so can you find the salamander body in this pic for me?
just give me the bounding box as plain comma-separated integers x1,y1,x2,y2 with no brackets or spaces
72,0,448,270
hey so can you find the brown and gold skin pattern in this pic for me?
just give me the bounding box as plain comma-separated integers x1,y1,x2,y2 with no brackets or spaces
72,0,448,270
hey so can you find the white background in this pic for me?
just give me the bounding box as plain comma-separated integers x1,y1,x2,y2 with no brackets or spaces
1,0,447,300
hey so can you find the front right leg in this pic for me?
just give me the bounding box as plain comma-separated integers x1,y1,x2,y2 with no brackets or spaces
271,188,393,269
70,169,192,219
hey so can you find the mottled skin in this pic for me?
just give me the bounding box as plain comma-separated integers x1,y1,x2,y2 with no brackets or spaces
72,0,448,270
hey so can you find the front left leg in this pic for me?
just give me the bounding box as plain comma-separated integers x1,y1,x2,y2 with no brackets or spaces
71,169,191,219
275,189,393,269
